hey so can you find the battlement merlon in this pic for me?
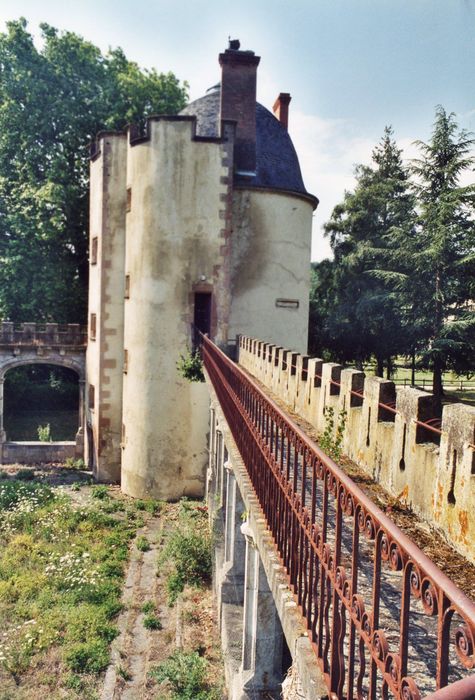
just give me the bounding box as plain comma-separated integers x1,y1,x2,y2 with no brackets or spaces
89,116,238,161
0,322,87,348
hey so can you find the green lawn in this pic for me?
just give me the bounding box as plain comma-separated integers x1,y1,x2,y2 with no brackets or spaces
361,364,475,406
0,473,155,698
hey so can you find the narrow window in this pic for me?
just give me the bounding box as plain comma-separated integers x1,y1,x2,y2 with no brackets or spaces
125,275,130,299
121,423,126,447
193,292,212,348
126,187,132,212
123,349,128,373
88,384,95,410
90,313,97,341
91,237,98,265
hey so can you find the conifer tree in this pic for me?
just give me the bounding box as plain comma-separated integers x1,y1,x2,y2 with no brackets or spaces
318,127,415,374
383,107,475,402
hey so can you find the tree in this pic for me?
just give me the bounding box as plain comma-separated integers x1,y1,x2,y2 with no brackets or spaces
380,108,475,402
316,127,416,375
0,19,188,322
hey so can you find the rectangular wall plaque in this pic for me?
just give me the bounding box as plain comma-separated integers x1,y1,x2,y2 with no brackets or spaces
275,298,299,309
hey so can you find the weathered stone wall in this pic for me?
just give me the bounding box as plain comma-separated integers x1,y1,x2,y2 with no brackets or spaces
87,132,127,482
238,336,475,564
228,190,313,355
2,441,75,464
120,118,235,500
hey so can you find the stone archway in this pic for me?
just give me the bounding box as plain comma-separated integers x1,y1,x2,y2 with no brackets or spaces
0,323,86,464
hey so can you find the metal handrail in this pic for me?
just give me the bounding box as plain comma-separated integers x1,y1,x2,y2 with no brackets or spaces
202,334,475,700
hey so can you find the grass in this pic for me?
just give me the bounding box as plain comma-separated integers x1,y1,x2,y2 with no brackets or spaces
150,650,220,700
136,535,150,552
359,363,475,406
142,613,162,630
160,499,212,605
0,474,140,697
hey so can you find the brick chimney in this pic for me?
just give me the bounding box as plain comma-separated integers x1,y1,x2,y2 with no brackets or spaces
219,42,261,174
273,93,291,131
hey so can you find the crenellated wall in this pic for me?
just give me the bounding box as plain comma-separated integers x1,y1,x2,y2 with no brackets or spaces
238,336,475,564
0,322,86,347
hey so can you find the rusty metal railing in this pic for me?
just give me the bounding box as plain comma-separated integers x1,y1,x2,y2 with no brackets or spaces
202,335,475,700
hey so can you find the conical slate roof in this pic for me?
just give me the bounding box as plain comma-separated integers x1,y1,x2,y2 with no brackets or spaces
180,88,316,204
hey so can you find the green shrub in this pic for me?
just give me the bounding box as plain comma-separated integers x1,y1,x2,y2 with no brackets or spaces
37,424,52,442
150,650,217,700
136,535,150,552
91,485,109,500
162,528,212,604
15,469,35,481
143,613,162,630
65,457,85,469
140,601,155,614
176,349,205,382
64,639,110,673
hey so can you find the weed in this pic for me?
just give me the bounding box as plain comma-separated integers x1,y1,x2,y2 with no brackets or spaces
318,407,347,461
136,535,150,552
64,639,110,673
161,508,212,605
150,650,218,700
117,663,132,681
65,457,86,469
135,499,162,514
91,485,109,500
141,601,156,614
37,424,52,442
176,349,205,382
143,613,162,630
64,673,85,691
71,482,82,492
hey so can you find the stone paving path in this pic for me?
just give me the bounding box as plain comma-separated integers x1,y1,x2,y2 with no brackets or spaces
101,515,167,700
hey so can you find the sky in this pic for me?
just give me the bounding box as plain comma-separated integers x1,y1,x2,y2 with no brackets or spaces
2,0,475,260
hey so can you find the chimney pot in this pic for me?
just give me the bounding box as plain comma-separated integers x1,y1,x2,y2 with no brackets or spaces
273,93,291,131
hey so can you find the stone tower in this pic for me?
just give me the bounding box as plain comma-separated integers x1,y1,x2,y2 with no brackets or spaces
86,43,318,498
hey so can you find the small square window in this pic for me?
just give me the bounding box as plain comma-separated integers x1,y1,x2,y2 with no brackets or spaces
91,237,98,265
90,313,97,341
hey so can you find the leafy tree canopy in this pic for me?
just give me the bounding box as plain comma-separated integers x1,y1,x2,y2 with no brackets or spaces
0,18,188,322
311,113,475,398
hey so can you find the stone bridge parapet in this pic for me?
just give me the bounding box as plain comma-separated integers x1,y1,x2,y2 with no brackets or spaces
0,322,87,463
238,335,475,565
0,322,87,349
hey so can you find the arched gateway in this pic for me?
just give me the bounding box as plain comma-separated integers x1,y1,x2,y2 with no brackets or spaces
0,322,86,463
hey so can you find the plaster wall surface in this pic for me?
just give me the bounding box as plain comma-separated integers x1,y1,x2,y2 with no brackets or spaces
239,336,475,564
86,134,127,481
229,190,312,355
121,119,231,499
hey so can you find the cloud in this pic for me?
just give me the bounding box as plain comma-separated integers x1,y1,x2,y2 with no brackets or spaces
289,111,375,260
